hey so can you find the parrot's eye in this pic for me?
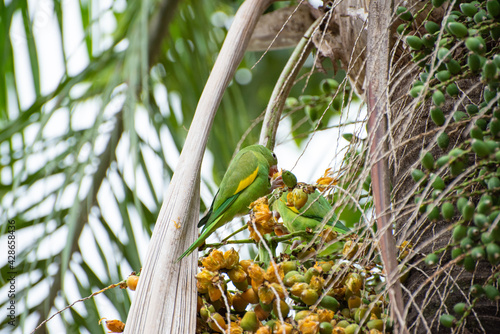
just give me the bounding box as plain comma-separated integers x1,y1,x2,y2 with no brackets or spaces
272,153,277,160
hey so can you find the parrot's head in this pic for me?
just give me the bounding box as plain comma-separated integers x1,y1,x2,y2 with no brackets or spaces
248,145,278,177
268,152,278,178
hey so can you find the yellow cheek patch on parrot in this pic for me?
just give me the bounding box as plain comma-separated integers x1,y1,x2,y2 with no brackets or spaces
234,167,259,194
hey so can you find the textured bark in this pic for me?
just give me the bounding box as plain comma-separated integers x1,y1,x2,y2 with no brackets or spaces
307,1,500,332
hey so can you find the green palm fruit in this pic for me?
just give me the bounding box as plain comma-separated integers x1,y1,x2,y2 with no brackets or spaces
487,0,500,17
487,243,500,265
488,177,500,190
437,132,450,148
453,111,468,122
461,3,478,17
433,90,445,107
319,322,334,334
474,10,488,24
464,255,476,272
422,34,436,48
446,83,459,96
460,237,475,251
432,0,446,7
468,53,481,72
319,295,340,312
431,174,445,190
453,302,467,315
470,126,484,140
440,314,456,328
425,21,440,34
453,224,467,242
467,104,479,115
482,61,497,81
367,319,384,331
410,85,424,98
489,118,500,137
282,170,297,189
397,23,408,35
431,108,445,126
462,202,475,221
441,202,455,220
425,253,439,266
421,152,434,170
411,169,425,182
470,284,484,297
427,204,440,221
406,36,423,50
448,22,468,38
437,48,451,62
471,246,486,260
472,139,491,157
436,155,450,167
436,70,451,82
397,7,413,21
446,59,461,74
474,213,488,228
484,284,500,301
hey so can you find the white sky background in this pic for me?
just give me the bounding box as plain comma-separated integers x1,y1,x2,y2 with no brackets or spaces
0,0,366,333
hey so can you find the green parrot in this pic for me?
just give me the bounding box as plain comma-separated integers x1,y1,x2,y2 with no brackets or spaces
177,145,278,261
272,186,350,235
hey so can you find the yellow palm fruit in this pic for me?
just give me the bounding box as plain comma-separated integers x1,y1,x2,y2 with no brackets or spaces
332,327,346,334
256,326,271,334
240,311,260,332
228,265,247,283
272,299,290,318
254,304,271,321
273,321,294,334
202,249,225,271
126,275,139,291
298,317,320,334
232,293,249,313
295,310,312,321
265,262,284,283
309,276,325,292
292,188,308,209
248,263,265,285
208,284,222,302
223,248,240,269
301,288,319,305
317,309,335,323
208,313,227,333
258,284,275,305
291,282,309,297
281,261,298,274
103,319,125,333
345,273,363,294
230,323,243,334
241,288,260,304
342,240,358,259
348,296,361,310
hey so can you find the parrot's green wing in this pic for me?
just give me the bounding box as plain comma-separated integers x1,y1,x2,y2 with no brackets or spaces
177,146,275,261
274,190,350,234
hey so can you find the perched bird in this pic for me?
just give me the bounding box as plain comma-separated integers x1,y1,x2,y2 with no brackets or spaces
272,187,350,235
177,145,278,261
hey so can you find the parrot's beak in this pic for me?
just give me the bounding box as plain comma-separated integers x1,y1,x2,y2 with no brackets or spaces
269,165,279,178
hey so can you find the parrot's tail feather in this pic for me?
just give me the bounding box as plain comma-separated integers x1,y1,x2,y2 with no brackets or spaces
198,210,211,228
176,243,198,262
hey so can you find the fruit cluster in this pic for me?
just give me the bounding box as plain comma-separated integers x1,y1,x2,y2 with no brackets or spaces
195,248,392,334
399,0,500,329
